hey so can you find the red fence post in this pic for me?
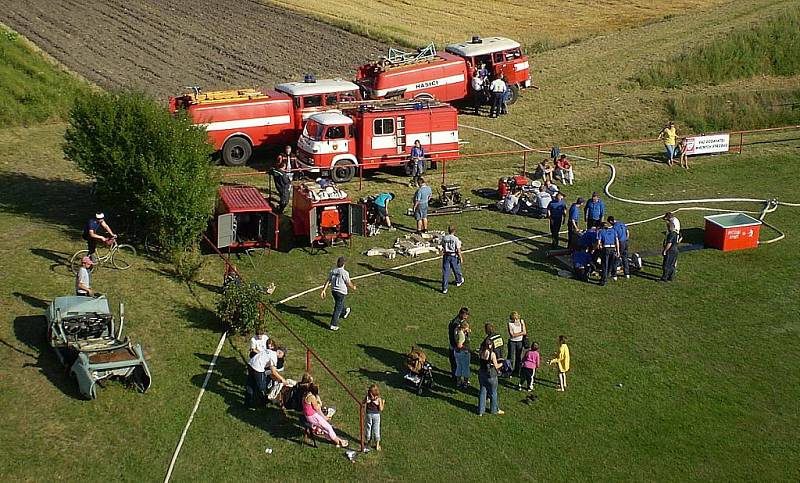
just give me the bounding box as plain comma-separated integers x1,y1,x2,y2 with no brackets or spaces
739,132,744,154
359,404,365,451
306,349,311,373
596,144,601,168
358,165,363,191
522,150,528,176
442,158,447,185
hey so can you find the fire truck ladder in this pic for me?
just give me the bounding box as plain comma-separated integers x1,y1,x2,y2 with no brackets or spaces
395,116,406,154
386,43,437,66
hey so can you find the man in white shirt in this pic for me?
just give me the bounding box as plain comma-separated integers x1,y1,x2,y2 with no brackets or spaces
249,326,269,358
535,186,552,212
320,256,357,331
440,225,464,294
471,71,484,115
664,212,681,233
489,75,507,118
245,345,287,407
75,256,94,296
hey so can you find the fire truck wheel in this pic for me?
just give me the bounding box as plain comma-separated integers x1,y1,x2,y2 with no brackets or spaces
330,159,356,183
222,137,252,167
506,85,520,105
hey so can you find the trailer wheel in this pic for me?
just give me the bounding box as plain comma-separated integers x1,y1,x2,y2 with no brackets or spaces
331,159,356,183
506,85,520,105
221,137,252,167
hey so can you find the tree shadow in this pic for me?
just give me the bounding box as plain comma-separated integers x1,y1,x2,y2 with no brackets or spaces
13,315,83,399
0,172,89,236
356,344,477,412
358,262,439,291
29,248,75,275
177,303,223,332
275,303,331,330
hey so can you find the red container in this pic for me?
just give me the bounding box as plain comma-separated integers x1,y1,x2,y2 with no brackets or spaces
704,213,761,251
214,186,279,250
291,183,366,246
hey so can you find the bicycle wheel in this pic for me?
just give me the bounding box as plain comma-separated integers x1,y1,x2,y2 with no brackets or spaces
70,250,91,274
111,244,137,270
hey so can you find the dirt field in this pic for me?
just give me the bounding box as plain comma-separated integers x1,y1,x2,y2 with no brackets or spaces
0,0,387,98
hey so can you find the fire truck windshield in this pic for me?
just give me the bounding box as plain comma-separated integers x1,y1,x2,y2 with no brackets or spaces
303,120,324,140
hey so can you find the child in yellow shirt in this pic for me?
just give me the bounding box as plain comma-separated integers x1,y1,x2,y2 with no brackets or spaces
549,335,570,392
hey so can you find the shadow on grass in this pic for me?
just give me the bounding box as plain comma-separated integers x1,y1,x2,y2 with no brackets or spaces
13,292,50,309
178,304,223,332
0,172,88,236
275,303,331,330
30,248,75,275
357,344,477,413
358,262,439,291
13,314,84,399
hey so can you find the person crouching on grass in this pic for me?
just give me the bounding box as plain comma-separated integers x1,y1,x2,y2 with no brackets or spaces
549,335,570,392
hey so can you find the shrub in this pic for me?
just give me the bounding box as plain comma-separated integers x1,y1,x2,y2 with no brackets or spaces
63,90,217,254
634,7,800,88
216,280,268,334
170,243,206,282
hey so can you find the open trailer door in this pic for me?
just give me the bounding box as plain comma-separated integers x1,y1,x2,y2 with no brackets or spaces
307,207,318,246
349,203,367,237
217,213,236,249
262,212,280,249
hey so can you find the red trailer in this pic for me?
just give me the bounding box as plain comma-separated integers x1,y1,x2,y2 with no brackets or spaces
214,186,279,250
295,99,460,183
356,37,532,104
291,182,366,247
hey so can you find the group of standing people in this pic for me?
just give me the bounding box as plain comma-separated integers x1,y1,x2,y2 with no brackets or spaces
447,308,571,415
658,121,690,169
470,64,510,118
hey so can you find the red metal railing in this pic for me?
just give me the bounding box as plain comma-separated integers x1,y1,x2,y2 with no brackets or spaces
220,124,800,190
201,232,366,450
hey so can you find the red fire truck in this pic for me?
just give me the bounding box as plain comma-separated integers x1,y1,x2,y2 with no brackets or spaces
169,78,360,167
355,37,533,105
295,99,460,183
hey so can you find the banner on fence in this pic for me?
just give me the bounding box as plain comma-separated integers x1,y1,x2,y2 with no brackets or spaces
684,134,730,156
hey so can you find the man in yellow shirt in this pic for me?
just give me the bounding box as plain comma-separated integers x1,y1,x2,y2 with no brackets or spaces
658,121,678,166
549,335,570,392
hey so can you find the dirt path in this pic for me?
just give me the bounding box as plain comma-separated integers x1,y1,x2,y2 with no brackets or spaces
0,0,387,98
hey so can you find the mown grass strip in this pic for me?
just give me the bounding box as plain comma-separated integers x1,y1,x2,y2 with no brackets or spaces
635,6,800,88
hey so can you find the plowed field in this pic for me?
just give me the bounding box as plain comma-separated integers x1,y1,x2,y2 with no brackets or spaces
0,0,387,97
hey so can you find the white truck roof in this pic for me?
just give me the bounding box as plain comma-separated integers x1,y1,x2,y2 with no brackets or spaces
307,112,354,126
445,37,521,58
275,79,359,96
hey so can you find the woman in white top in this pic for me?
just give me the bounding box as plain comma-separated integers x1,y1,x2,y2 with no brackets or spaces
249,325,269,359
506,311,527,377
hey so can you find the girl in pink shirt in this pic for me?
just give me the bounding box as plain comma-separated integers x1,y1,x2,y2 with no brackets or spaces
519,342,540,391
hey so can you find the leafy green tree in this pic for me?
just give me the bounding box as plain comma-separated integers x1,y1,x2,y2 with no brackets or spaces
64,90,217,259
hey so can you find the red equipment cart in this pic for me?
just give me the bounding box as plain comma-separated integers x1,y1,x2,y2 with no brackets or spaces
291,182,366,247
213,186,279,250
704,213,762,251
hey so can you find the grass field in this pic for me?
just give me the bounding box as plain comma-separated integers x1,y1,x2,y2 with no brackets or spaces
2,1,800,481
267,0,728,50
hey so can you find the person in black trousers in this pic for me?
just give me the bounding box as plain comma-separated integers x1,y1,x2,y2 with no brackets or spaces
661,226,680,281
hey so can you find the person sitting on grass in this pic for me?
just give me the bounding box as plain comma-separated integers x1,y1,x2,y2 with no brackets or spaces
302,383,348,448
555,154,574,185
534,158,553,183
549,335,570,392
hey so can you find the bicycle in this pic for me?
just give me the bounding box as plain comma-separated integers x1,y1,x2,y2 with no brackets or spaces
70,237,137,274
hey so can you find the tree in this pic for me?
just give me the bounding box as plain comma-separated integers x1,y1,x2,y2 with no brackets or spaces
64,90,217,260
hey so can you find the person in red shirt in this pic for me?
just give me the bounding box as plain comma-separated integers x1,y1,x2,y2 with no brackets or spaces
555,154,574,185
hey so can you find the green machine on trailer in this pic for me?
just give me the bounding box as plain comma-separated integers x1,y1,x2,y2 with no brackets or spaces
45,295,151,399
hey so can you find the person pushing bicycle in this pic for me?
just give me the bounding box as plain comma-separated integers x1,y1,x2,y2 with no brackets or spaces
83,212,116,259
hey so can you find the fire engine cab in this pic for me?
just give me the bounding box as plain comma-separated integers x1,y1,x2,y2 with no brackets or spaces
170,78,361,167
356,37,532,105
295,99,460,183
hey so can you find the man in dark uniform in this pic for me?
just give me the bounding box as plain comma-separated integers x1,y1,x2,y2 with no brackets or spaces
448,307,470,378
583,192,605,229
661,225,680,282
568,197,584,250
608,216,630,279
272,145,295,213
548,192,567,248
597,221,619,286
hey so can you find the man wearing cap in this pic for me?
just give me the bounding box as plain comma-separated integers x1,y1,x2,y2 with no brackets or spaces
597,221,619,286
75,256,94,296
568,197,584,249
608,216,631,279
440,225,464,294
584,192,605,229
82,212,116,259
320,256,356,331
547,192,567,248
245,342,287,407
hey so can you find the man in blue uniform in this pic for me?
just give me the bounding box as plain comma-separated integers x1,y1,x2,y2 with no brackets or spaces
547,192,567,248
583,192,605,229
572,248,592,282
568,197,584,250
597,221,619,286
608,216,630,279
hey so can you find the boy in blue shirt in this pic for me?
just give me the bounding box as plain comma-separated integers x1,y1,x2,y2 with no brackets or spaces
608,216,630,278
583,192,605,229
597,222,619,286
568,197,584,250
547,192,567,248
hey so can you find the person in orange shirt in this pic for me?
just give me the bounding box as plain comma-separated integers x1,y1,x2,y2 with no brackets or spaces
549,335,570,392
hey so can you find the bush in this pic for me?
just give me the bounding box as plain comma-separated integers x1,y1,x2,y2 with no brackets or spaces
216,280,268,334
63,90,217,254
634,7,800,88
170,243,206,282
